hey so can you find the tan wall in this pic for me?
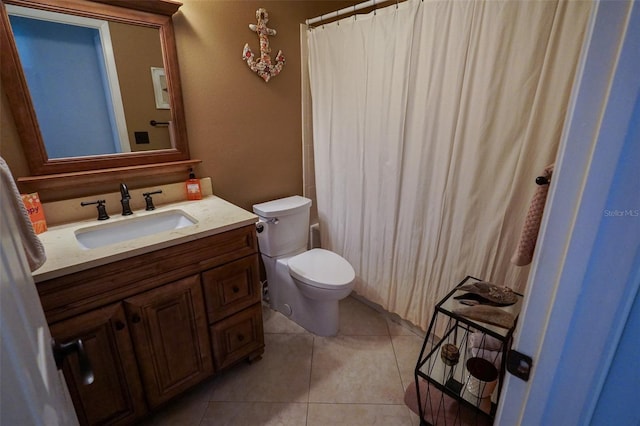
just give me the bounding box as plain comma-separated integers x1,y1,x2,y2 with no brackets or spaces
173,0,356,210
110,21,172,152
0,1,356,211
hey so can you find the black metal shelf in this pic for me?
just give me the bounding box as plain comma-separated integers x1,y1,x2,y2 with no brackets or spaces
413,276,524,425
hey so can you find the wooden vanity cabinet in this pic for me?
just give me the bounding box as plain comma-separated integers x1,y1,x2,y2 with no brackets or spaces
39,225,264,425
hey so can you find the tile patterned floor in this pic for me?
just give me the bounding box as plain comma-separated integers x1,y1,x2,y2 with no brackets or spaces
142,296,425,425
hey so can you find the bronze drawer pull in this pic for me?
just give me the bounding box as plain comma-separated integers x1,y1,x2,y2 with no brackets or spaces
237,334,245,342
114,320,126,331
232,286,240,293
131,314,141,324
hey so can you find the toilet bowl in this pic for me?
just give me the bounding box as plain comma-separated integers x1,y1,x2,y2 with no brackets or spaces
288,248,354,300
253,196,355,336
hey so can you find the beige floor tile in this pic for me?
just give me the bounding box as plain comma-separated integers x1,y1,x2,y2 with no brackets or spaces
310,335,405,404
307,403,414,425
262,304,309,334
386,316,428,338
387,317,417,336
391,334,427,389
140,399,207,426
179,376,219,404
210,333,313,403
139,377,218,425
339,297,391,336
144,295,423,425
200,402,307,426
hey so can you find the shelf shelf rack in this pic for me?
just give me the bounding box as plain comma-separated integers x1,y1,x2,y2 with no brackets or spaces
413,276,524,425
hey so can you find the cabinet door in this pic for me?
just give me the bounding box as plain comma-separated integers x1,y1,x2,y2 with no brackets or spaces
124,275,214,408
202,254,261,322
50,303,146,426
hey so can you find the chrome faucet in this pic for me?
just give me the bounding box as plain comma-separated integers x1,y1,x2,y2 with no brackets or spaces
120,183,133,216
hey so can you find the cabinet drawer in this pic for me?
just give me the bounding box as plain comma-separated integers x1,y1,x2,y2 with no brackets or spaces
211,303,264,370
202,255,261,323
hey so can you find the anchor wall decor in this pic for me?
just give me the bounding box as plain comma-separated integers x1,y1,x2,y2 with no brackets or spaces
242,8,285,82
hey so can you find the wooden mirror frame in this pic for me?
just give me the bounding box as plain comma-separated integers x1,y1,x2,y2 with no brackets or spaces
0,0,198,190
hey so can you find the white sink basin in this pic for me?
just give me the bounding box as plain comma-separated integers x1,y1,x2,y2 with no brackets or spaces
75,210,198,249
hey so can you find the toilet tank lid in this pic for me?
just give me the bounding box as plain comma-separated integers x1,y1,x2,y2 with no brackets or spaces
253,196,311,218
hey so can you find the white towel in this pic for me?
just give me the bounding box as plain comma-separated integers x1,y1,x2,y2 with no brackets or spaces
0,157,46,271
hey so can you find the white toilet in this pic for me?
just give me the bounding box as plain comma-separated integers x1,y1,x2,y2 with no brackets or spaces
253,196,355,336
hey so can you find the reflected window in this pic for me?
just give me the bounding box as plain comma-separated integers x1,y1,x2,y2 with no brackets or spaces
10,15,127,158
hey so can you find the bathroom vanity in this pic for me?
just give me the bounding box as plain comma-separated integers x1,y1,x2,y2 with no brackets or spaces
3,0,265,421
34,196,264,425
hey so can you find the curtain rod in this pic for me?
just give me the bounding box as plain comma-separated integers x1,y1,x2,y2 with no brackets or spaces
305,0,402,26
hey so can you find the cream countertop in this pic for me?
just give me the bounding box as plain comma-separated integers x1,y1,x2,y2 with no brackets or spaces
33,195,258,283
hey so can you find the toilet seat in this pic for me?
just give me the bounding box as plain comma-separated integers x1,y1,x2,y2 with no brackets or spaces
288,248,355,290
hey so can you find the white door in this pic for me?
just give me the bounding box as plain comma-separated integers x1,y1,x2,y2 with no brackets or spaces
0,184,79,425
496,1,640,424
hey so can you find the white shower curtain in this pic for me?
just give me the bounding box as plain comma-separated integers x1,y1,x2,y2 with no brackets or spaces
307,0,591,330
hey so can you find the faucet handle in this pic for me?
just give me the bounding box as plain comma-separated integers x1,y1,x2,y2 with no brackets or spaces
81,200,109,221
142,190,163,211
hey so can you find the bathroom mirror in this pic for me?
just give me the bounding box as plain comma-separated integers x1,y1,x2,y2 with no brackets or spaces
0,0,191,182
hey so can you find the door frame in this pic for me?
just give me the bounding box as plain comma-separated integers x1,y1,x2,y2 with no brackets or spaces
496,0,639,424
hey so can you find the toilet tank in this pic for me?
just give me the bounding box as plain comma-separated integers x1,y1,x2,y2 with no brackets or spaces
253,196,311,257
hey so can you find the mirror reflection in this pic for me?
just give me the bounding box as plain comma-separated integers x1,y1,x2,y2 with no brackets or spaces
7,4,172,159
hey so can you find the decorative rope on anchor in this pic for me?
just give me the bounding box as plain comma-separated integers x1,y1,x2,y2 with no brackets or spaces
242,8,285,82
